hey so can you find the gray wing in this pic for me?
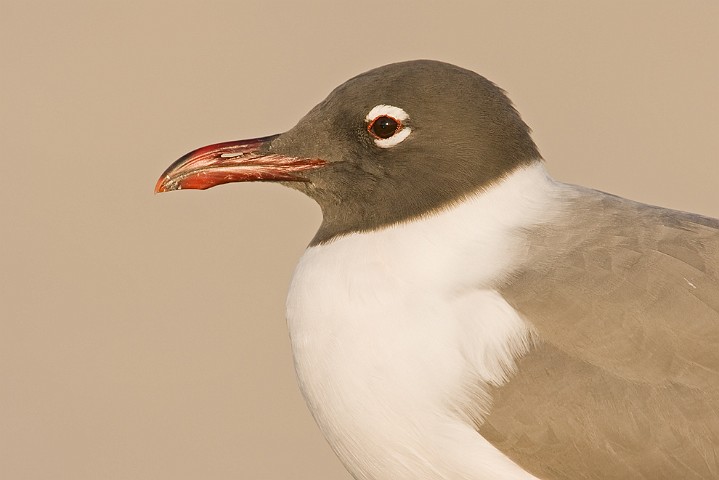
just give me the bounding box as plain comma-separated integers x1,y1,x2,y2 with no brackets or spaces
484,184,719,479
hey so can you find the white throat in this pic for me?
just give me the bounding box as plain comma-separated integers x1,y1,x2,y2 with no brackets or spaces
286,163,558,480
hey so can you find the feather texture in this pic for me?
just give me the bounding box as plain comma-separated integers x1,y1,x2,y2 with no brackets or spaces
487,183,719,479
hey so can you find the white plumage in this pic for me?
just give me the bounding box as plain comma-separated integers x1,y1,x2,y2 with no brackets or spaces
286,163,556,479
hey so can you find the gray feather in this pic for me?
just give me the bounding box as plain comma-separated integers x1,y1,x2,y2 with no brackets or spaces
483,183,719,479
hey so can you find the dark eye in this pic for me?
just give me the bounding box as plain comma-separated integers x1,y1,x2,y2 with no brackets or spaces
368,115,400,139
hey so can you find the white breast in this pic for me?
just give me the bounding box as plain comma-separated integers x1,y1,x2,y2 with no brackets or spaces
286,163,559,480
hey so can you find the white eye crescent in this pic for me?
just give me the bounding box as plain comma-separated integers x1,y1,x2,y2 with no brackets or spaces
365,105,412,148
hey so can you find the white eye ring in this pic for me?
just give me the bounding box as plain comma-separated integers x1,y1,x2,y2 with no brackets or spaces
365,104,412,148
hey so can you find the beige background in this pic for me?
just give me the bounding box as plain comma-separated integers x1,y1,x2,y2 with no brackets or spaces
2,1,717,479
